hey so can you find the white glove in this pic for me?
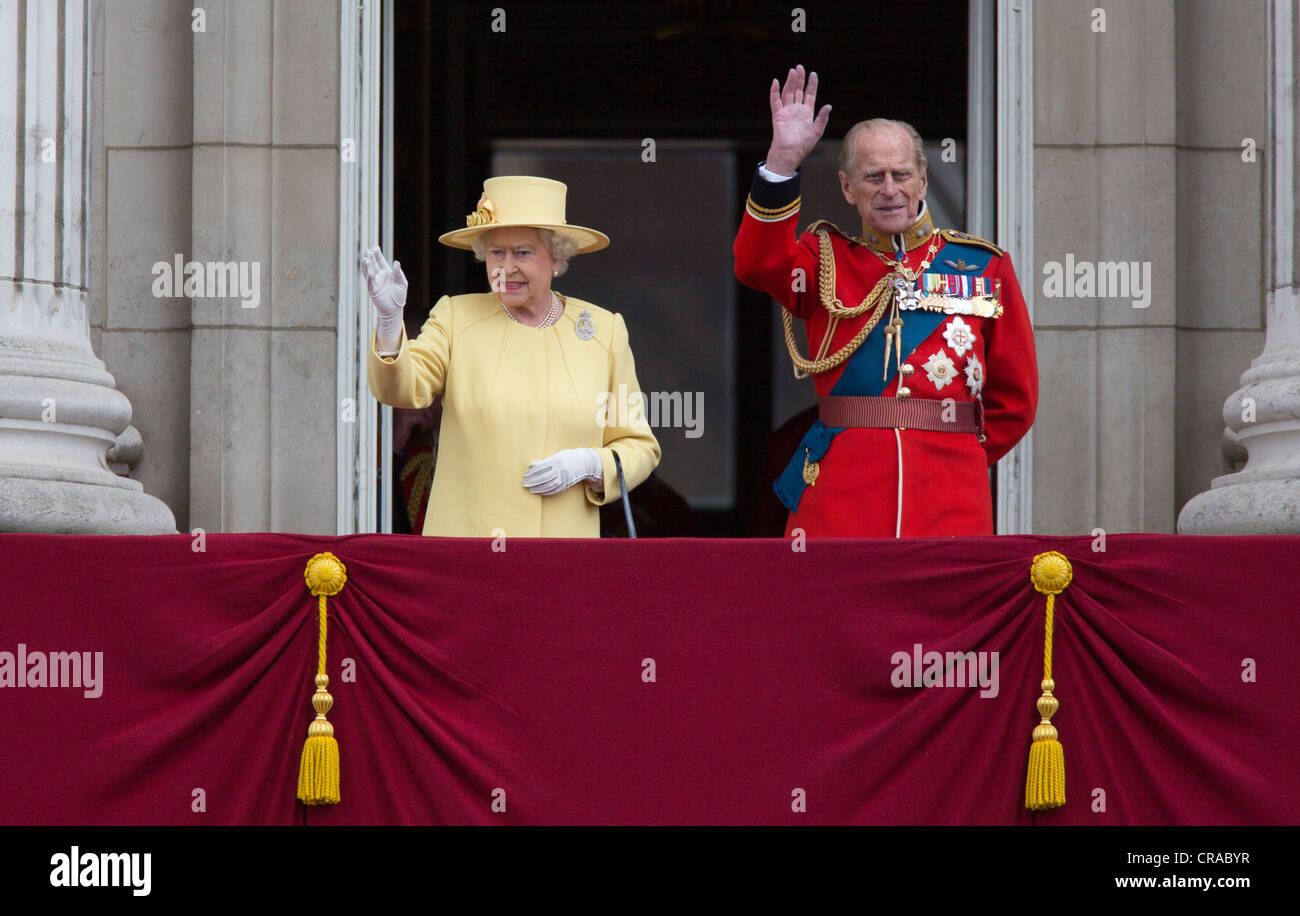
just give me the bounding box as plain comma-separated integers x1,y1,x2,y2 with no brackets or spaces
362,245,408,352
523,448,603,496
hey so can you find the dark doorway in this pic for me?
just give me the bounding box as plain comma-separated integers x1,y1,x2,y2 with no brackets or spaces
393,0,968,536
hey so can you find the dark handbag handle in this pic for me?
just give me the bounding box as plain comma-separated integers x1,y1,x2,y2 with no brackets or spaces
611,451,637,539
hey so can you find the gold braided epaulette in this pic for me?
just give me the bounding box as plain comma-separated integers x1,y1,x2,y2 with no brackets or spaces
939,228,1002,256
803,218,852,240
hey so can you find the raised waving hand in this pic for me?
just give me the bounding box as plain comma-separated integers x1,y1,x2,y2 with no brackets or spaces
765,65,832,177
362,245,408,352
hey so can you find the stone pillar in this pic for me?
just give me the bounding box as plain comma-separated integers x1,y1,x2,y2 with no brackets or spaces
0,0,174,533
1179,0,1298,534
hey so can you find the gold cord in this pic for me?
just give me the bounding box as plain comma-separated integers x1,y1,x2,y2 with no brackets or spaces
784,229,939,378
783,231,893,377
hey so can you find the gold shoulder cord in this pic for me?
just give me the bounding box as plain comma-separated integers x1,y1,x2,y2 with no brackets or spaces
783,230,893,378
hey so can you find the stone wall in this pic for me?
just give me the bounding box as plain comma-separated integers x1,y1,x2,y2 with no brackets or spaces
89,0,340,533
1032,0,1268,534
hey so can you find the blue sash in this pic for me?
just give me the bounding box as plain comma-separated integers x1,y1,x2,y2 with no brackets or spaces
773,272,959,513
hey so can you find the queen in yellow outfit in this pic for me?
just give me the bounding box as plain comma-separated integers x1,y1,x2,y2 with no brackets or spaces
363,176,661,537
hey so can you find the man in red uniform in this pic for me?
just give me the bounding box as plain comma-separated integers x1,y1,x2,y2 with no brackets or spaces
735,66,1037,537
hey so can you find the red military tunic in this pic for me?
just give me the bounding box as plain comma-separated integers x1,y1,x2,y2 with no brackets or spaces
734,165,1038,537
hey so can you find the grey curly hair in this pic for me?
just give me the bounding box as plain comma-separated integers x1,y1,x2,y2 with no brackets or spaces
471,227,580,277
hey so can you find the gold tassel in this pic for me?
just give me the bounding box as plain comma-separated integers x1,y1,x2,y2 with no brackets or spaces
1026,551,1072,812
298,552,347,805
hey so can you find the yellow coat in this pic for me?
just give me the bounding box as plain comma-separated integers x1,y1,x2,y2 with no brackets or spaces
368,292,662,537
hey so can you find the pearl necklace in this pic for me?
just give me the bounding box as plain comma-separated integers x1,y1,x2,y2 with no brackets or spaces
502,292,562,328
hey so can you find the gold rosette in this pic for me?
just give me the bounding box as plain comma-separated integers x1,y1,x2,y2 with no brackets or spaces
465,195,498,228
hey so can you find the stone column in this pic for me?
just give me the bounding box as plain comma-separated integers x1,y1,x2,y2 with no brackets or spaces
0,0,174,533
1179,0,1299,534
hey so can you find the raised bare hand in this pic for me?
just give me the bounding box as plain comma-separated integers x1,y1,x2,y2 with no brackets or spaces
766,65,832,177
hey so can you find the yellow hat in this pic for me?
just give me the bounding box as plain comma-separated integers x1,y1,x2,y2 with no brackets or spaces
437,176,610,254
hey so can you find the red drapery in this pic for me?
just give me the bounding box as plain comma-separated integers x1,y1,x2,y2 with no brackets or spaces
1,533,1295,825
